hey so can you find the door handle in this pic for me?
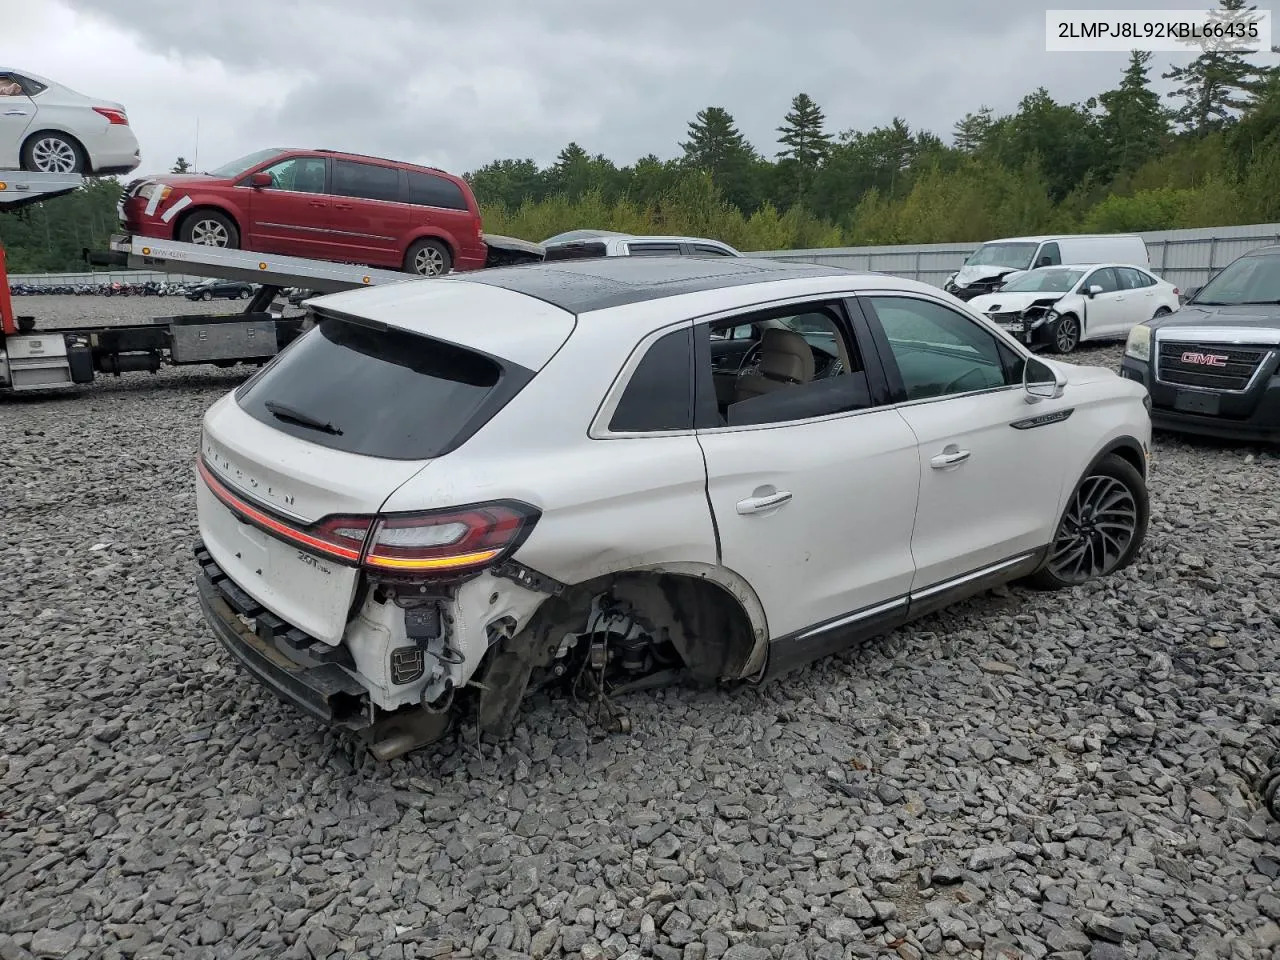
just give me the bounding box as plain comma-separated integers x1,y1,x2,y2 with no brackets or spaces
930,448,971,469
334,203,353,210
736,490,793,515
2,110,28,116
308,200,326,207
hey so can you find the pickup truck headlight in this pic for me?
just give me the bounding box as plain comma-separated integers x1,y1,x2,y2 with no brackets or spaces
1125,324,1152,362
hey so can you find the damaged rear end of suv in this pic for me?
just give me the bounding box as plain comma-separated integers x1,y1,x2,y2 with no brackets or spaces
193,280,584,759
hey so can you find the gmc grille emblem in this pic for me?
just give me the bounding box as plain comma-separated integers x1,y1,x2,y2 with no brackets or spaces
1180,351,1229,367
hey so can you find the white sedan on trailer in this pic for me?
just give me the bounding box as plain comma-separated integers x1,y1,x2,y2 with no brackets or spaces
967,263,1180,354
0,68,140,176
192,255,1153,760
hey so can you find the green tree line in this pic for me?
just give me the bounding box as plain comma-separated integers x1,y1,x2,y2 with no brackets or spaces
3,0,1277,272
473,0,1280,248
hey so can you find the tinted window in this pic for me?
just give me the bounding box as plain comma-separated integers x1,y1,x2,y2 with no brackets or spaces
332,160,402,203
693,244,734,257
237,317,526,460
544,242,608,262
628,243,683,257
867,296,1016,401
407,171,468,210
1086,268,1121,293
609,327,693,432
260,156,327,193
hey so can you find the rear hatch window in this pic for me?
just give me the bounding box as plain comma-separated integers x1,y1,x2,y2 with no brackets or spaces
236,315,533,460
543,241,609,261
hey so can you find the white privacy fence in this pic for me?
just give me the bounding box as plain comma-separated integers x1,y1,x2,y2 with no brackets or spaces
746,221,1280,291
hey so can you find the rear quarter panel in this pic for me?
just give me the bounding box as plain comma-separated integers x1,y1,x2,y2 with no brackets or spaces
376,308,720,583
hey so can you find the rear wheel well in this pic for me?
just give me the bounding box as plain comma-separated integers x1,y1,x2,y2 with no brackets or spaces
472,570,758,738
406,233,454,259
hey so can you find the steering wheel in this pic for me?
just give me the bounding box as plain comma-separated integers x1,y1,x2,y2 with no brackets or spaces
736,341,764,377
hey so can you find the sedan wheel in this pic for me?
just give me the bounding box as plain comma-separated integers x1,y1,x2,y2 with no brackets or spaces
25,134,82,174
1052,314,1080,354
1033,454,1148,588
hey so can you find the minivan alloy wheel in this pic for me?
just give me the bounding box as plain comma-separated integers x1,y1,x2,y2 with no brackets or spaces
30,135,79,174
190,219,231,247
414,245,446,276
1046,472,1138,583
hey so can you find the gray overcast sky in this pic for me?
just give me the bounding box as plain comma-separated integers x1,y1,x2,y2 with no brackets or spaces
10,0,1279,180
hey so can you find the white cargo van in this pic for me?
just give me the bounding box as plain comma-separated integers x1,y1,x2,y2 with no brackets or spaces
944,234,1149,301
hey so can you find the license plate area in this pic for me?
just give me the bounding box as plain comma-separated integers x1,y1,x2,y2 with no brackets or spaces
1173,390,1220,415
1003,321,1025,333
196,481,359,644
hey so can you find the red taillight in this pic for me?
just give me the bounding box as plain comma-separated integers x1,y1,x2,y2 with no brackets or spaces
1173,287,1180,297
362,504,535,573
196,457,536,575
93,107,129,125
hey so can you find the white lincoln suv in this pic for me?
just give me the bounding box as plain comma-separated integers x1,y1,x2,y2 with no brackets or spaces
193,256,1153,759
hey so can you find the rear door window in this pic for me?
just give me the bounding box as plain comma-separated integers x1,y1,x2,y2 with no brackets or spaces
692,243,735,257
331,160,404,203
236,316,531,460
407,171,469,210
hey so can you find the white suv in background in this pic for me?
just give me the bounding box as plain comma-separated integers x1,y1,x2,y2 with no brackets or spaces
194,256,1152,759
541,230,741,260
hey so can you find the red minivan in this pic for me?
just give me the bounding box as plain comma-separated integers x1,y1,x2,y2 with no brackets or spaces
120,147,488,276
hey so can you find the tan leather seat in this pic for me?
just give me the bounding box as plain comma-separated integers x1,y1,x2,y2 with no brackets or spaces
735,328,815,402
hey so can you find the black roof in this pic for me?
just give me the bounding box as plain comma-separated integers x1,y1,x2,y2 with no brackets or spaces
451,255,856,314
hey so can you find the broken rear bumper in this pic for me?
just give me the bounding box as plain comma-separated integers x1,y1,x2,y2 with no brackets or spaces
194,541,372,729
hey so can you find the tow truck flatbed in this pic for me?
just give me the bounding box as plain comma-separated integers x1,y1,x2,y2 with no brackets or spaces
3,182,547,394
0,171,84,212
100,233,412,293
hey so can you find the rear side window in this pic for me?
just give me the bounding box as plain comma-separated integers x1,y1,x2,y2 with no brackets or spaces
628,243,683,257
693,244,734,257
237,316,532,460
407,171,469,211
608,327,693,432
332,160,403,203
544,242,609,262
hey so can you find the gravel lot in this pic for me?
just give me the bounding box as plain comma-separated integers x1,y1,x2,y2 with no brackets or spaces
3,297,1279,960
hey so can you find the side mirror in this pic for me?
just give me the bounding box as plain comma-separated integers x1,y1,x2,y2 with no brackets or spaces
1024,356,1067,403
1036,256,1052,267
248,172,272,188
1086,284,1103,297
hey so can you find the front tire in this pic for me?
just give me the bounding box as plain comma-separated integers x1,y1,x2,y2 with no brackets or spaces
404,238,452,277
21,132,85,174
178,210,240,249
1051,313,1080,354
1028,453,1148,590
